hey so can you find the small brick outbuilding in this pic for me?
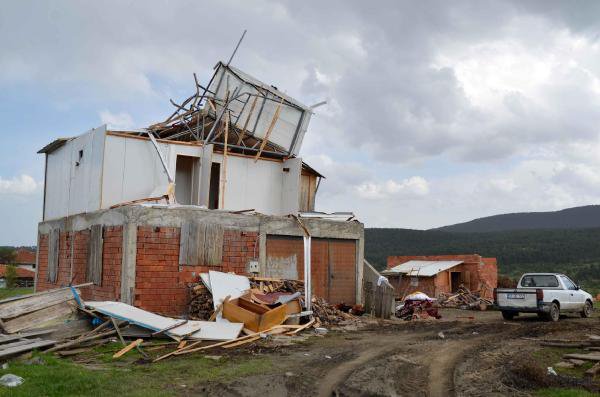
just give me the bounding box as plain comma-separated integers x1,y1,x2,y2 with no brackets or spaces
383,254,497,300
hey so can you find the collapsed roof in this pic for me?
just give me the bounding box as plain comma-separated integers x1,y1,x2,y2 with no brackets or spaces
146,61,313,159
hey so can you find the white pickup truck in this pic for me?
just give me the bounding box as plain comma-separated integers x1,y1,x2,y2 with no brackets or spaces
494,273,593,322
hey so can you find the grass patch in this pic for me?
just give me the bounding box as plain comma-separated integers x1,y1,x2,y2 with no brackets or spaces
531,348,595,378
0,288,33,300
0,349,273,396
535,388,598,397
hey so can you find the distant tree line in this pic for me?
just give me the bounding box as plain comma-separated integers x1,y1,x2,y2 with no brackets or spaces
365,227,600,294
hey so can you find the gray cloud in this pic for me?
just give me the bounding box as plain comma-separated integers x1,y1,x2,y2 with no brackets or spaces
2,1,600,236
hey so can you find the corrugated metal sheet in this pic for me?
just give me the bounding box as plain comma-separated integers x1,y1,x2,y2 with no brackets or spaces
382,260,463,277
207,62,311,156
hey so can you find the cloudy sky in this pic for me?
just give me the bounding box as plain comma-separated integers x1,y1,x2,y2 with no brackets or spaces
2,1,600,245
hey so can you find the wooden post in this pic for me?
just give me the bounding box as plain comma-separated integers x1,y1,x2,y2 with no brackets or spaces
219,112,229,209
254,97,284,162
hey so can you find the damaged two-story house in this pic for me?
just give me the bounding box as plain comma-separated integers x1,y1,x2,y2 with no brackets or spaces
35,62,364,316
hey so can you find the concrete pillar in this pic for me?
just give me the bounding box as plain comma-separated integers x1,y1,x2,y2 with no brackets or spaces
120,223,137,305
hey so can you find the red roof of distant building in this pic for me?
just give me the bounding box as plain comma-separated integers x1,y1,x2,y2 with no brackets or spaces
14,249,36,265
0,265,35,278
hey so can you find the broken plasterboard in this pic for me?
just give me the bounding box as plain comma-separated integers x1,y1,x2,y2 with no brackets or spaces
86,301,243,341
200,273,212,293
209,270,250,313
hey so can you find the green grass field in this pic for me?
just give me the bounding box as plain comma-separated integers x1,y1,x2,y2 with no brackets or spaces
0,287,33,300
0,348,273,397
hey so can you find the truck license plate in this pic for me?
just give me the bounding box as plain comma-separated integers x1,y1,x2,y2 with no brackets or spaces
507,293,525,299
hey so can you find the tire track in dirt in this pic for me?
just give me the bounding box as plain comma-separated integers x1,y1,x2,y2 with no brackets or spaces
316,331,498,397
316,342,395,397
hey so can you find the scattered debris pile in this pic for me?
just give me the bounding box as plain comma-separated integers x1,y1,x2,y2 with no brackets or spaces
438,285,493,311
395,292,441,321
311,298,360,325
0,270,362,368
396,300,441,321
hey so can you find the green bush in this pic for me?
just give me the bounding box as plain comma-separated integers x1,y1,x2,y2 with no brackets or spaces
5,264,18,289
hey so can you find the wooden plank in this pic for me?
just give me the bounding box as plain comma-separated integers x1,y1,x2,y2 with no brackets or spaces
0,283,92,306
0,329,56,344
237,95,259,145
563,353,600,362
111,318,127,346
0,338,43,351
0,289,74,319
87,224,104,286
113,339,143,359
186,221,198,265
2,302,74,334
154,324,279,363
286,318,316,335
179,221,191,265
47,229,59,283
57,347,93,357
0,339,57,359
254,97,284,162
204,223,223,266
222,335,260,349
219,113,229,209
46,329,116,352
151,319,188,337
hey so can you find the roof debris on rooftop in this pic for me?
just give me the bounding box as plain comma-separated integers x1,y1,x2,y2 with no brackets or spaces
382,260,464,277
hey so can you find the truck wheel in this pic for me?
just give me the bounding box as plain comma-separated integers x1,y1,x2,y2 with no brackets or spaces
581,301,593,318
501,311,516,320
546,303,560,322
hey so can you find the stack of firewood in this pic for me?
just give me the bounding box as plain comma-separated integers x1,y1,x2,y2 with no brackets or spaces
438,285,493,310
311,297,357,325
249,277,304,294
187,283,214,320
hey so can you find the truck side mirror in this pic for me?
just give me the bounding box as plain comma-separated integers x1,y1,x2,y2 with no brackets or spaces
575,285,580,290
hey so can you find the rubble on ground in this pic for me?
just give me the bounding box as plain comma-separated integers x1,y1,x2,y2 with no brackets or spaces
437,285,493,311
395,292,441,321
0,271,362,365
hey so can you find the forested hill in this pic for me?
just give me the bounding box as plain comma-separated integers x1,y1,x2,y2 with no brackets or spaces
434,205,600,233
365,227,600,293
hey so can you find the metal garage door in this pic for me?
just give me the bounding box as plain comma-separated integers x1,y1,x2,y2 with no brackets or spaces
265,236,357,304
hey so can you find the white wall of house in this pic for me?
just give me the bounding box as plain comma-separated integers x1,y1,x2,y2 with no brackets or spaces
101,134,203,208
44,126,105,220
43,128,306,219
214,153,300,215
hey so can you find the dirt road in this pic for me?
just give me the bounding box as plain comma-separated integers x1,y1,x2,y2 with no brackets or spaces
199,309,600,396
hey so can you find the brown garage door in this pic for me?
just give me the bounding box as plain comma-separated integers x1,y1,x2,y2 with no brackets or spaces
265,236,357,304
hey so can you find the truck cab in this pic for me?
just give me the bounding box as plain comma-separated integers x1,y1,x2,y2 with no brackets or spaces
494,273,593,321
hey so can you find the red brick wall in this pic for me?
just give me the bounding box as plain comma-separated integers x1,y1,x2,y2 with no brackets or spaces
36,223,357,316
36,231,71,290
36,234,49,288
36,227,123,302
134,227,259,316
